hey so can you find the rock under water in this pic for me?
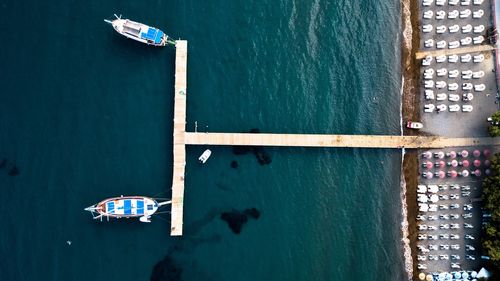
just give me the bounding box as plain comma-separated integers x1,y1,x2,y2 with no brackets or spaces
230,160,238,168
8,166,19,176
232,129,272,165
150,256,183,281
220,208,261,234
0,159,6,169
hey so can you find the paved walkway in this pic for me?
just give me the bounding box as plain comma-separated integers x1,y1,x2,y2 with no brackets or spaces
416,45,495,60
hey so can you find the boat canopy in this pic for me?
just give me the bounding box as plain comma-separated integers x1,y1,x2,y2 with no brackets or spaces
140,27,164,44
106,198,155,216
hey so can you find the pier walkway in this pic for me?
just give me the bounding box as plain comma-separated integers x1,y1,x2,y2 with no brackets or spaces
415,45,495,60
169,40,500,236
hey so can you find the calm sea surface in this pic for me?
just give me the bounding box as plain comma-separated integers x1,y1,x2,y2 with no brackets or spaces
0,0,405,280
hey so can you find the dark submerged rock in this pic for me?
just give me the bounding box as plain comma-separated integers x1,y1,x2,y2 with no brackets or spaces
230,160,238,169
220,211,248,234
243,208,261,219
8,166,19,176
232,128,272,165
150,256,182,281
0,159,6,169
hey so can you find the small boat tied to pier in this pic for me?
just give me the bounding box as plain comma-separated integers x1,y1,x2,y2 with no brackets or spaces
104,14,175,46
84,196,171,223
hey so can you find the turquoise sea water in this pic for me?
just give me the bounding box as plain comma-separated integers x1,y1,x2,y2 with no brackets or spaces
0,0,405,280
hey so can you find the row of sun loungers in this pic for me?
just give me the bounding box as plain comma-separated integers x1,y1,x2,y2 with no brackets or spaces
423,0,484,6
422,54,484,65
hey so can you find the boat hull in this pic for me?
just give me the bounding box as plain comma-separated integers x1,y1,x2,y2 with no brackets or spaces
91,196,159,218
107,18,168,46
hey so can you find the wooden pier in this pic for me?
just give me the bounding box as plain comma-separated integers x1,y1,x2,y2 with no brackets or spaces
169,40,500,236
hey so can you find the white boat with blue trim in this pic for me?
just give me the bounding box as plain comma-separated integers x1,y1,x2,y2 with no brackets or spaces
104,14,174,46
84,196,171,223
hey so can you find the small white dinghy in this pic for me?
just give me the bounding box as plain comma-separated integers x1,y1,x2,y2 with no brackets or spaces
198,149,212,164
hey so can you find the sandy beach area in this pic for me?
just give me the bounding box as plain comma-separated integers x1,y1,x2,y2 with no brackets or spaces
401,0,422,279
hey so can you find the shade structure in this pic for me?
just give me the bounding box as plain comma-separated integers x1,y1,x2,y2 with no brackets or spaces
471,271,478,278
474,169,482,177
435,151,445,159
450,160,459,167
448,170,458,177
423,151,432,159
438,160,446,168
419,273,426,280
484,159,491,167
483,149,491,158
461,169,470,177
419,203,429,211
430,194,439,202
460,150,469,157
485,169,491,175
425,161,433,169
428,185,439,193
474,159,481,167
425,172,433,178
462,160,470,167
426,274,433,281
418,195,428,203
448,151,457,158
473,149,481,157
462,272,469,278
438,170,446,178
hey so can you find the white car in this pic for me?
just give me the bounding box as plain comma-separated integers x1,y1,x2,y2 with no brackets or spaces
461,0,471,5
461,37,472,46
474,25,485,33
460,9,471,18
424,104,435,112
436,10,446,20
473,0,483,4
436,55,446,63
436,81,447,88
425,39,434,48
437,93,447,100
473,71,484,78
448,70,459,78
437,40,447,49
449,104,460,112
473,9,484,19
436,68,447,76
462,24,472,33
463,83,473,90
473,35,484,44
425,80,434,88
448,41,460,49
461,54,471,62
449,24,460,33
473,54,484,63
449,94,460,101
448,83,459,90
448,10,459,19
423,10,434,19
448,54,458,62
436,25,447,33
437,104,447,112
423,24,433,33
474,84,485,91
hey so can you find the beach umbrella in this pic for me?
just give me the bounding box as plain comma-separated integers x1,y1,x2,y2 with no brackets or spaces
461,169,470,177
422,151,432,159
485,169,491,175
430,194,439,202
462,272,469,279
419,203,429,211
474,159,481,167
425,161,433,169
450,160,459,167
471,271,478,278
425,172,433,178
447,151,457,158
428,185,439,193
445,273,452,280
454,272,462,279
448,170,458,178
473,149,481,157
474,169,482,177
460,150,469,157
483,149,491,158
437,171,446,178
484,159,491,167
426,274,433,281
418,195,428,203
437,160,446,168
462,159,470,167
435,151,445,159
419,273,426,280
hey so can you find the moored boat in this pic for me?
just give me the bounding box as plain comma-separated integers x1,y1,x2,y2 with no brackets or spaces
84,196,171,222
104,14,174,46
198,149,212,164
